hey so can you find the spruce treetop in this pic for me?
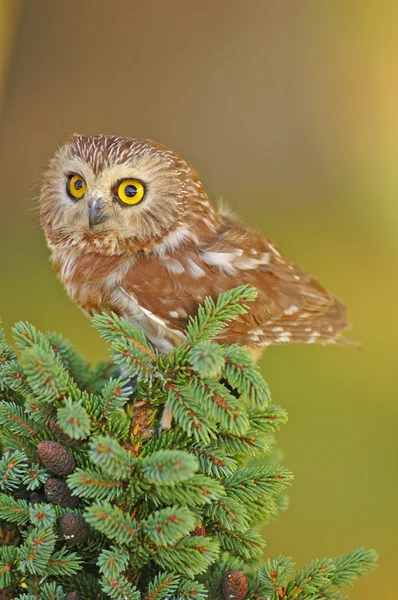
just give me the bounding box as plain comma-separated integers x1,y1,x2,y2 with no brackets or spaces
0,286,376,599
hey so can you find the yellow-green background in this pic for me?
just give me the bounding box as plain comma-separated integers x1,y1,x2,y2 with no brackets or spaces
0,1,396,597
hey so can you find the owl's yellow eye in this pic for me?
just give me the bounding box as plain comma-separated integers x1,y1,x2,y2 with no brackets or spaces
117,179,145,205
68,174,87,199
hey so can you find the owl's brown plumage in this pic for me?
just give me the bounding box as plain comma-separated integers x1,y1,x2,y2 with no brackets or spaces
40,134,350,358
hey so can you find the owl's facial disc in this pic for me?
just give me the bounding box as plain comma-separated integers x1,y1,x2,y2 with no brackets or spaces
40,135,219,255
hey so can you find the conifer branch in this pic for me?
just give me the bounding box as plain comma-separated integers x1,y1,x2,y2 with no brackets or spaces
0,290,377,599
185,285,258,346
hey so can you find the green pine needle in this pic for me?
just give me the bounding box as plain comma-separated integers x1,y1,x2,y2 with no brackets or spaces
46,547,83,576
22,463,49,491
84,501,139,546
188,341,226,378
150,473,225,507
98,547,130,578
101,574,140,600
29,503,56,528
0,546,19,589
140,450,198,485
171,578,208,600
185,285,258,346
331,547,378,587
166,383,218,443
57,397,91,439
68,467,124,501
145,572,180,600
18,526,56,575
0,402,39,442
0,450,29,492
142,506,196,546
154,535,220,577
0,492,30,525
88,436,135,480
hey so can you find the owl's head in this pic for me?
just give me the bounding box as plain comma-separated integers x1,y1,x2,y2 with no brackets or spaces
40,134,217,255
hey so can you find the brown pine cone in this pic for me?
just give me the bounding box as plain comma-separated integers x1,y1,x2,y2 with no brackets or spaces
221,569,249,600
38,441,75,476
48,417,84,446
59,513,90,545
44,478,79,508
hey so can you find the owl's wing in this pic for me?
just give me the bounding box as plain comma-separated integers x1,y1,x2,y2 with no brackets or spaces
119,212,350,349
197,211,350,345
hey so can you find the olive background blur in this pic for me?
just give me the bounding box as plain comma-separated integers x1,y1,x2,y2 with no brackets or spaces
0,1,397,597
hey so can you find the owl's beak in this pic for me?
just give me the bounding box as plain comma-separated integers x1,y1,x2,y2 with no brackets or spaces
88,198,106,229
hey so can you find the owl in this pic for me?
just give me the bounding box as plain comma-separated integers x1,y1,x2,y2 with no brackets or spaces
40,133,350,382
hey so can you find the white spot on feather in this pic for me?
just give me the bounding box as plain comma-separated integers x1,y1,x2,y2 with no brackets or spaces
259,252,270,264
169,311,179,319
307,331,321,342
163,256,185,275
284,305,299,315
201,250,242,267
276,332,292,343
187,258,206,278
268,243,282,257
155,227,198,255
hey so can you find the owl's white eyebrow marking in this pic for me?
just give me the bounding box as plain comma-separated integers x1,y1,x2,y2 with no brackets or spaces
162,256,185,274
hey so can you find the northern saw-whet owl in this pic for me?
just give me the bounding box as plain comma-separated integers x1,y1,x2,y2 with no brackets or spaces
40,134,350,424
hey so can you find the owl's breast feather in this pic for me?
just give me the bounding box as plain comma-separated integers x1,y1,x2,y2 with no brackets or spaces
53,248,186,352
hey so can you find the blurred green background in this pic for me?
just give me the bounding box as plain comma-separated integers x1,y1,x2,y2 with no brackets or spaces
0,1,396,597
